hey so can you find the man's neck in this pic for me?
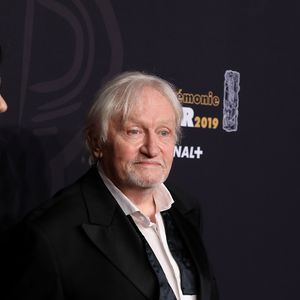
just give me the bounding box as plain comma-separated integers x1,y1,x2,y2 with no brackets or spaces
120,186,157,222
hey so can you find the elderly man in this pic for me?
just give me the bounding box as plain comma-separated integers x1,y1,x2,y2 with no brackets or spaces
2,72,218,300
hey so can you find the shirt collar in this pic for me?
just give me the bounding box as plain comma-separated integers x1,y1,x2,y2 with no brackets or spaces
97,164,174,222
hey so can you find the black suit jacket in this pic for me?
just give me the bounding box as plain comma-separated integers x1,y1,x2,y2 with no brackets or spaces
2,167,218,300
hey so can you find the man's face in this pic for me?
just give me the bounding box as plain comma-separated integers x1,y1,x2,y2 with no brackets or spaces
100,86,176,194
0,94,7,113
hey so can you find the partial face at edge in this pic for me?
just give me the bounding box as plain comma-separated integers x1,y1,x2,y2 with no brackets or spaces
0,94,7,113
100,86,177,193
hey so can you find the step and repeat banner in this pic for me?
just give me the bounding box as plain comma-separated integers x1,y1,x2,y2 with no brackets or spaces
0,1,299,299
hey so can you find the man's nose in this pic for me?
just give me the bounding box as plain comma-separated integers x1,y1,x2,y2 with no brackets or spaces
140,132,160,157
0,94,7,113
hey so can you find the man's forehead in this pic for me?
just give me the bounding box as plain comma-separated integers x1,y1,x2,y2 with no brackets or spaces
125,115,175,125
110,112,175,128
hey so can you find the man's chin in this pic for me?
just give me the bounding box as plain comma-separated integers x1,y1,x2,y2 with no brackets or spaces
127,173,166,189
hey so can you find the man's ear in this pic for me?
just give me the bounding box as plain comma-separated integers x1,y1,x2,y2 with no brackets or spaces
87,133,103,159
93,148,103,158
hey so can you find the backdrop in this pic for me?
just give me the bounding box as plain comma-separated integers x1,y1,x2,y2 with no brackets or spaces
0,1,299,299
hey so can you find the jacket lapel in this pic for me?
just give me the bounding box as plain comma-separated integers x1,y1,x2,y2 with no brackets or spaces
80,168,157,300
170,200,214,300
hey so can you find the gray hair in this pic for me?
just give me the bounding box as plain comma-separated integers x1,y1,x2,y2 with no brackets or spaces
85,71,182,163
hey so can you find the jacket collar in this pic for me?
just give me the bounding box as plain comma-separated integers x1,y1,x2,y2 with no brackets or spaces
79,166,158,299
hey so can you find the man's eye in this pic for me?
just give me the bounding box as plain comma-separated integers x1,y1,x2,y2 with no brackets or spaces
159,130,170,137
127,129,140,135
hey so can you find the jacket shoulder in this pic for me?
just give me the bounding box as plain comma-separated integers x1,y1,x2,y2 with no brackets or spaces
25,167,101,230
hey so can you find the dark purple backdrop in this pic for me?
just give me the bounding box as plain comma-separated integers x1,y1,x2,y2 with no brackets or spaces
1,1,299,299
